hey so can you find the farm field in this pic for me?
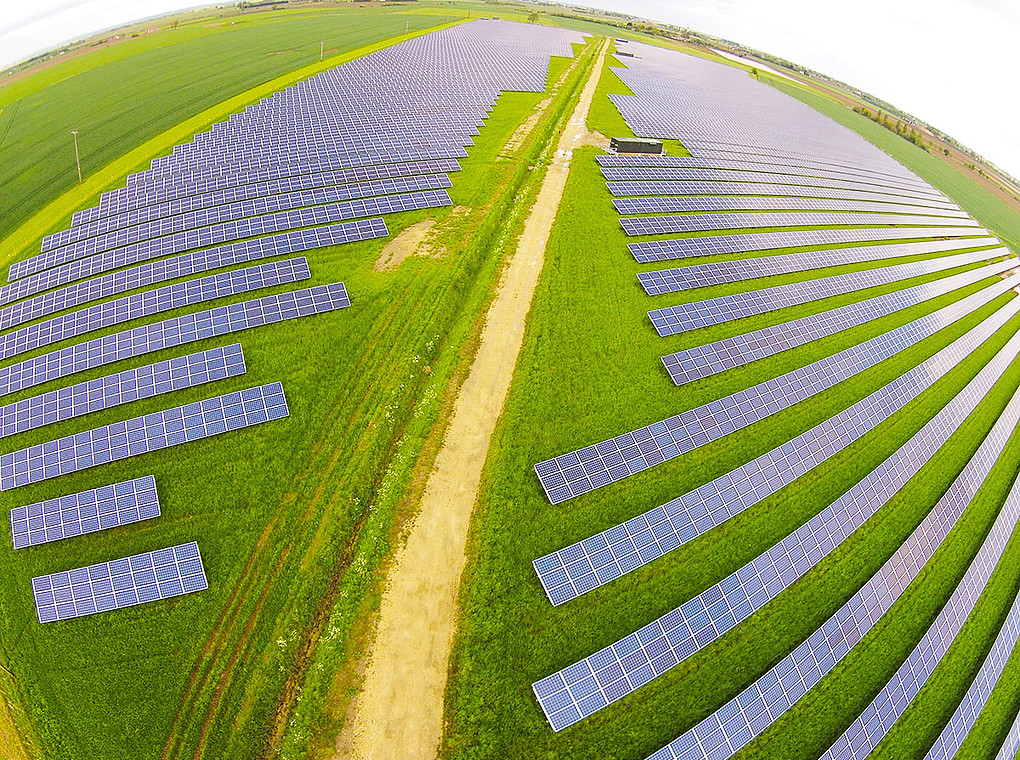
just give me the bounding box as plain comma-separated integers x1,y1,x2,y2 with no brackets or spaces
4,4,1020,760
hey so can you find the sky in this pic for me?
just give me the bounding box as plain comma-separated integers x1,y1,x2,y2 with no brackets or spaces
3,0,1019,178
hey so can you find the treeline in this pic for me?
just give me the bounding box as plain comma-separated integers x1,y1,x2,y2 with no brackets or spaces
853,105,930,151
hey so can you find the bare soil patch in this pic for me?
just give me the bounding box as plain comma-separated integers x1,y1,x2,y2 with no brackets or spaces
373,219,436,271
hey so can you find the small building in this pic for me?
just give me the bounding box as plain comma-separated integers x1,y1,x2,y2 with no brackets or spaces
610,136,663,154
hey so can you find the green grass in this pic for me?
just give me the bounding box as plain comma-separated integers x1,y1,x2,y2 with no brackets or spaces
0,6,444,243
442,146,1020,760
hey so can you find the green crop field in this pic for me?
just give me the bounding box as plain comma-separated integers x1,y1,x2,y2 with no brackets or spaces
5,4,1020,760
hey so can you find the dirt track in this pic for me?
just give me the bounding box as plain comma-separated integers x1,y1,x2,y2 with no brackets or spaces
344,37,610,760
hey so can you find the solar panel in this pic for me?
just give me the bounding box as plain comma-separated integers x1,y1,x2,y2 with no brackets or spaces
32,541,208,623
533,296,1019,597
11,475,159,549
648,248,999,336
0,258,309,362
645,383,1020,759
637,239,998,295
628,228,993,263
662,265,1018,386
0,283,349,398
621,212,977,237
534,324,1020,731
0,344,246,438
1,382,289,489
601,167,947,200
608,181,960,210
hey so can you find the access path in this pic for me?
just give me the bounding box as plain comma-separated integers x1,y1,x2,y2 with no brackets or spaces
347,36,611,760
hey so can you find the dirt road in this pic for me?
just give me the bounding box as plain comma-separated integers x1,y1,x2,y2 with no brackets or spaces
345,37,610,760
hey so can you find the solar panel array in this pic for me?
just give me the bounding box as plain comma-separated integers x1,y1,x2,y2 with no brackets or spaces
647,382,1020,760
524,33,1020,758
1,382,289,490
647,248,996,335
4,21,587,628
0,258,308,362
613,195,970,217
0,344,246,439
533,295,1020,600
620,210,977,237
637,239,998,295
32,542,207,623
534,320,1020,731
661,265,1017,386
819,473,1020,760
609,180,961,209
11,476,159,549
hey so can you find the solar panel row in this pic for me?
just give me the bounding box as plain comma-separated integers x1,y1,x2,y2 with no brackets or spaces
628,228,992,263
0,258,309,362
0,217,384,309
662,265,1018,386
78,158,461,223
645,384,1020,759
1,382,289,490
819,472,1020,760
0,344,246,439
534,324,1020,731
47,172,449,251
621,211,977,238
12,475,159,549
608,181,960,209
648,248,998,336
613,195,969,217
32,542,207,623
13,190,447,281
636,238,995,296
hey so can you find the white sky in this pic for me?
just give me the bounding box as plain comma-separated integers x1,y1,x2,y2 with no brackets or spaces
2,0,1019,178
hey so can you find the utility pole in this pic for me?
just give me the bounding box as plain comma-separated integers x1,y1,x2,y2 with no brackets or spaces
70,129,82,184
405,19,409,34
320,40,324,61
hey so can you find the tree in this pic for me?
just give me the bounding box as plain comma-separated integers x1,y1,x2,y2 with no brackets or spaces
528,12,539,23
